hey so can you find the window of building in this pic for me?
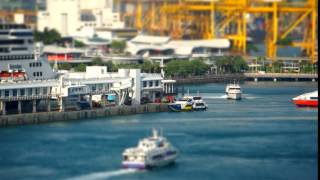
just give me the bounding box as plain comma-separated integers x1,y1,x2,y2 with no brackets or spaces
27,88,32,96
155,80,159,87
91,85,96,91
5,90,9,97
35,88,40,95
43,88,47,95
20,89,25,96
12,89,17,96
149,81,153,87
143,81,147,87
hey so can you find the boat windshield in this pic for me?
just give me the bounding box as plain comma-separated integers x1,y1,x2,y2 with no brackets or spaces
193,96,202,100
196,103,204,106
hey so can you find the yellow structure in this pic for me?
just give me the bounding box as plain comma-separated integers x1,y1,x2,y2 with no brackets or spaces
117,0,318,63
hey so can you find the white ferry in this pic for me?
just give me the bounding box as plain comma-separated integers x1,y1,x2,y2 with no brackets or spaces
122,129,178,169
225,82,242,100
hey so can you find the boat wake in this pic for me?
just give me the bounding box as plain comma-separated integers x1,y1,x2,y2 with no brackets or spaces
65,169,138,180
203,94,227,99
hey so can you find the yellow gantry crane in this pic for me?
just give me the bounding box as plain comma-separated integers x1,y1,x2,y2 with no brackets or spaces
116,0,318,63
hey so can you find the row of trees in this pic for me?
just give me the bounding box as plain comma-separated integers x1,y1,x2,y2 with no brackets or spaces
165,59,210,77
58,56,316,75
215,56,248,74
58,58,161,73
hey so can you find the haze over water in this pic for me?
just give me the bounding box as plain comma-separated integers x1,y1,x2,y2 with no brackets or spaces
0,82,317,180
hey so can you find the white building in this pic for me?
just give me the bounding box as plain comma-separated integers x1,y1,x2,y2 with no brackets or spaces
61,66,168,105
126,35,231,62
37,0,124,37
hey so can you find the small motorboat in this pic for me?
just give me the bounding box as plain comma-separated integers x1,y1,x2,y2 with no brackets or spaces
292,90,318,107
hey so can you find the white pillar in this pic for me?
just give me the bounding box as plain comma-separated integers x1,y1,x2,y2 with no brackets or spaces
32,100,37,113
1,101,6,115
59,97,64,112
89,95,93,109
18,101,22,114
47,99,51,112
172,84,174,94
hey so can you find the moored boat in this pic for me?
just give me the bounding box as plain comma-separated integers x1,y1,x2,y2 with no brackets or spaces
122,129,178,169
292,90,318,107
168,97,193,112
183,95,208,111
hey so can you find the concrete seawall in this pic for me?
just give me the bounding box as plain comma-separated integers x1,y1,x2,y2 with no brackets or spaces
0,103,169,127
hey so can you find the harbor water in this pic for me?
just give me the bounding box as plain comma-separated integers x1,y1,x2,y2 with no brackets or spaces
0,82,318,180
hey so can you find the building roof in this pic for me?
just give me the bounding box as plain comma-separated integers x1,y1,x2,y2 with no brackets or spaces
130,35,171,45
127,36,231,56
43,45,85,54
0,79,59,90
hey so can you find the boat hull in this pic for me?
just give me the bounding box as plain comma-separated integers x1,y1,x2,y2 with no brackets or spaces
122,155,176,170
226,93,242,100
293,100,318,107
168,103,193,112
193,106,207,111
168,103,182,112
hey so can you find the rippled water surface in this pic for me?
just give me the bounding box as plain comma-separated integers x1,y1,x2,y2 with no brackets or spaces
0,82,318,180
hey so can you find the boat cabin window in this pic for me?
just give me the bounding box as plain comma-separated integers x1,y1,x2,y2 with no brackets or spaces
310,97,318,100
193,97,202,100
196,103,204,106
123,156,128,161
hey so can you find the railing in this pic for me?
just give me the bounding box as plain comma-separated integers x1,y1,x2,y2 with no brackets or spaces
0,94,53,101
244,73,318,78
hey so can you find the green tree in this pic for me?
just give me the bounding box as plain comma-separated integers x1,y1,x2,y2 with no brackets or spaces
111,40,126,54
74,63,87,72
91,57,104,66
233,56,248,73
104,61,117,72
74,40,86,48
300,61,314,73
58,63,72,70
34,28,61,44
190,59,209,75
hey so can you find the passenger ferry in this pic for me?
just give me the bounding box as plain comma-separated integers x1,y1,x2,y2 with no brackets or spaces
225,82,242,100
292,90,318,107
122,129,178,169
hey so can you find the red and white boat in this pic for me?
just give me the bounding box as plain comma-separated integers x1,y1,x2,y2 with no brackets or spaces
292,90,318,107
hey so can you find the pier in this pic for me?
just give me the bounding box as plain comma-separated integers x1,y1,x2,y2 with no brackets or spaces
0,103,169,127
173,73,318,84
244,73,318,82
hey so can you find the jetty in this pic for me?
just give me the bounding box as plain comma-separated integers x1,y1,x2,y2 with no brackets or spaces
173,73,318,84
0,103,169,127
